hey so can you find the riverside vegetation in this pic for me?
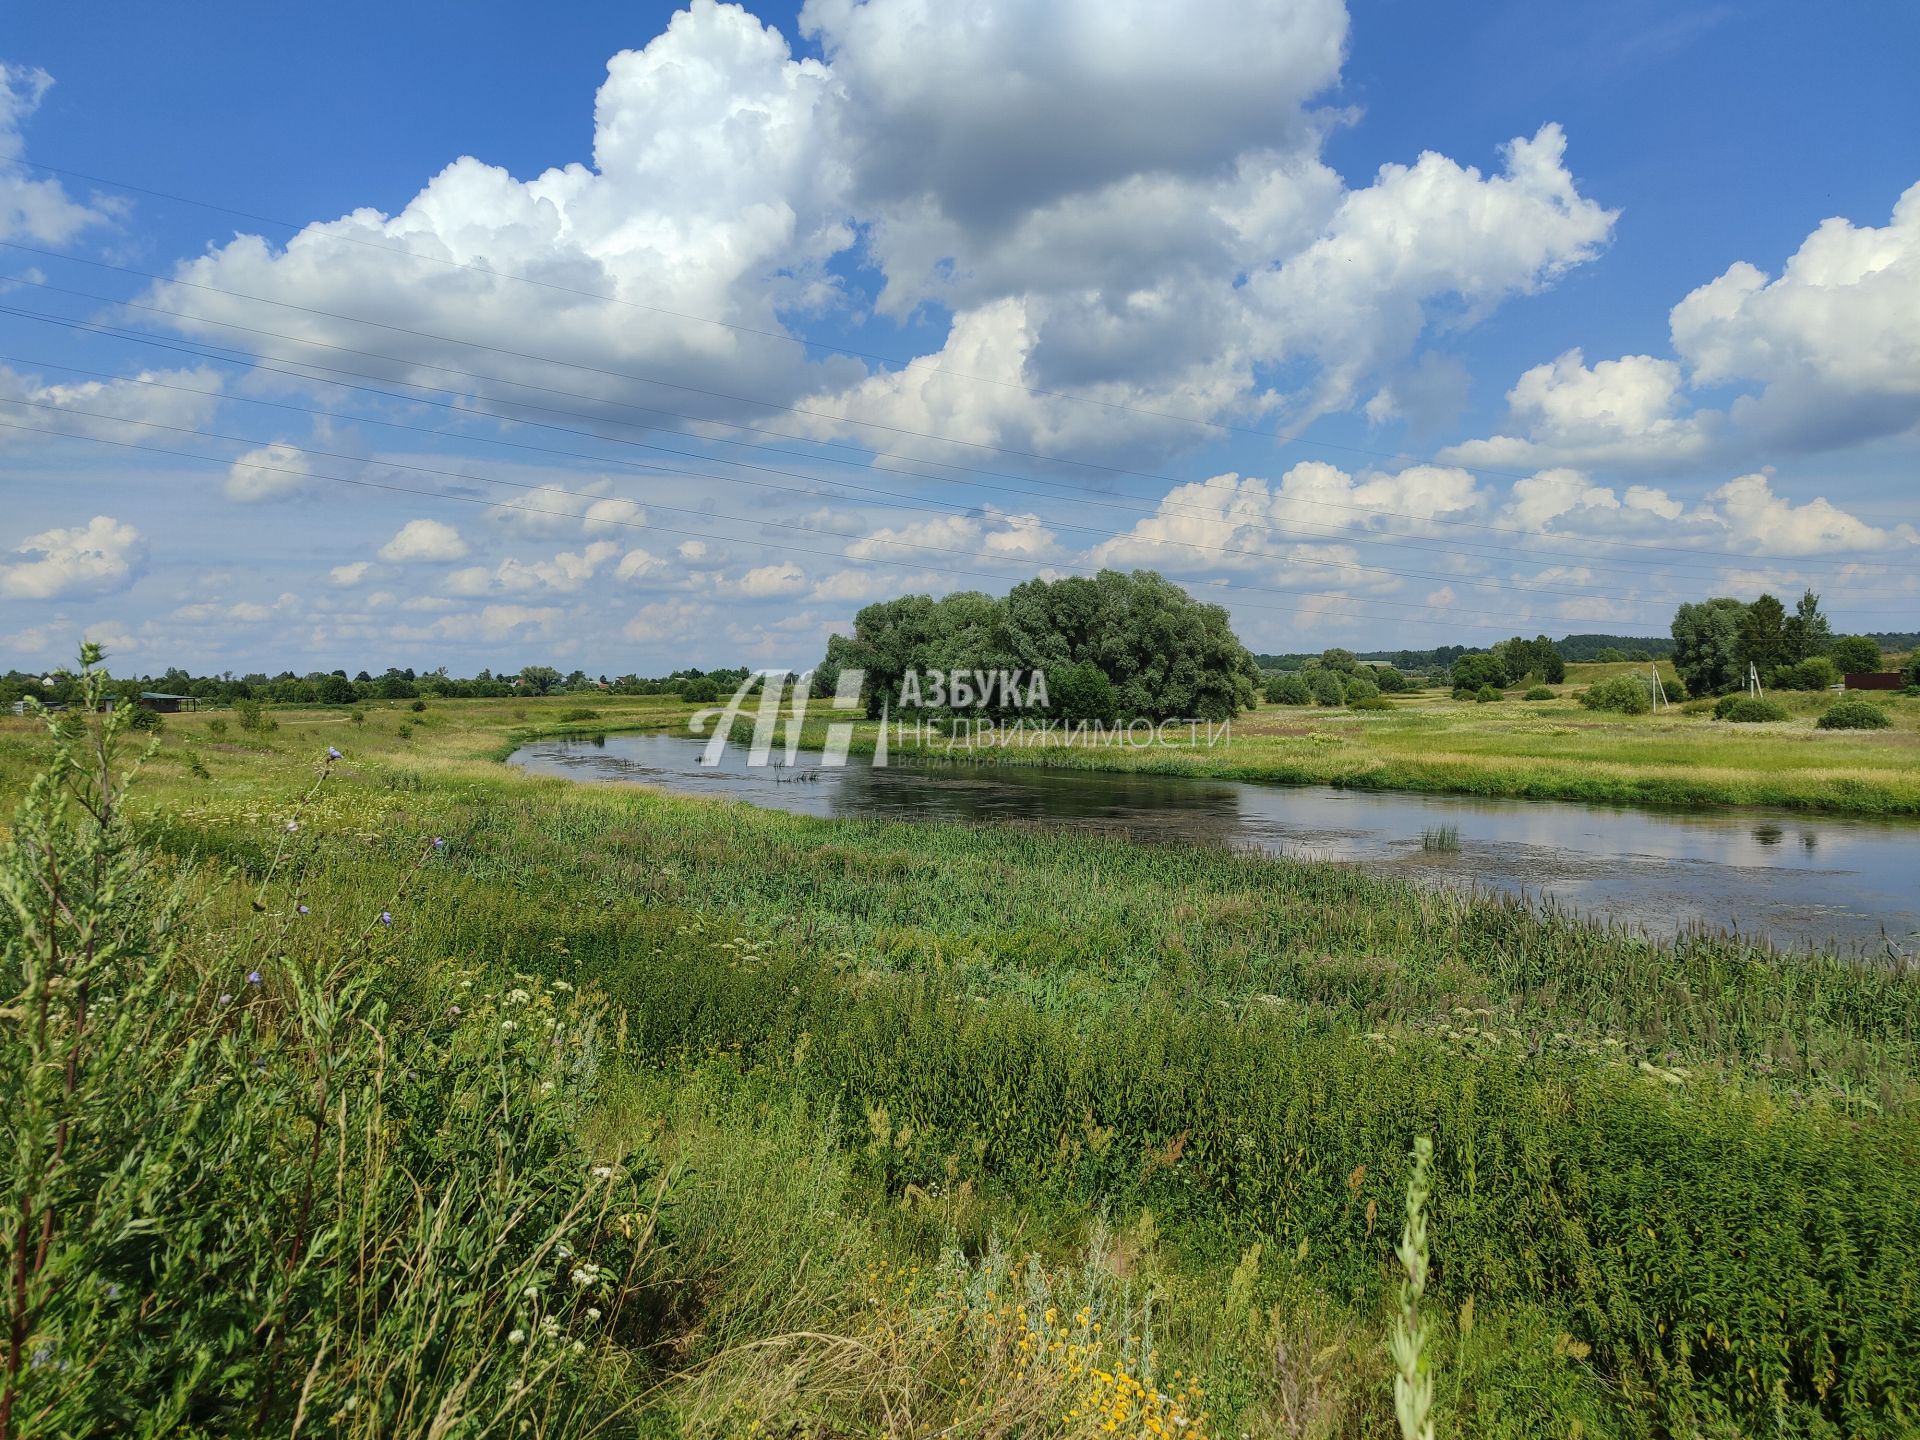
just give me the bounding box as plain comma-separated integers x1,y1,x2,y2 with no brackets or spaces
4,669,1920,1437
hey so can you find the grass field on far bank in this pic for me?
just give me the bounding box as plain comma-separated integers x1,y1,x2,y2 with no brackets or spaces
5,690,1919,1437
840,668,1920,817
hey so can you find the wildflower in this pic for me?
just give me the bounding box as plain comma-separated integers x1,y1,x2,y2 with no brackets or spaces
326,746,342,761
570,1339,585,1355
284,820,299,832
523,1285,540,1298
433,835,445,849
218,994,233,1006
507,1328,526,1345
246,970,263,986
591,1165,613,1180
505,987,531,1005
501,1020,518,1032
585,1307,601,1321
570,1263,599,1287
378,910,392,926
296,904,309,915
448,1005,462,1016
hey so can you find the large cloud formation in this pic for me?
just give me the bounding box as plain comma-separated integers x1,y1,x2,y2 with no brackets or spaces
1449,181,1920,469
149,0,1616,468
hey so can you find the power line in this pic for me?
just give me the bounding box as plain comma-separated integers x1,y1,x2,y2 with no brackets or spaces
10,353,1819,616
1,264,1896,578
0,415,1621,638
4,395,1679,627
12,155,1592,476
5,295,1866,589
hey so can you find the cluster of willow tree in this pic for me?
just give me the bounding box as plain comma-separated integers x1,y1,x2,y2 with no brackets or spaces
814,569,1263,722
1671,590,1898,695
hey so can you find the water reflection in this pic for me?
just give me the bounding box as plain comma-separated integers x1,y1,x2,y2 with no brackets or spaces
508,733,1920,953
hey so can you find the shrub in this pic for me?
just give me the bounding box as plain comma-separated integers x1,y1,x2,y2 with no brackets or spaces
1580,675,1652,715
1714,695,1789,723
1450,686,1476,702
1342,675,1380,703
560,707,602,722
1830,636,1883,675
396,720,414,738
1473,684,1501,703
1264,672,1312,706
1771,657,1837,691
1309,669,1346,707
206,716,229,737
126,705,163,732
1816,699,1892,730
233,698,275,733
1522,686,1555,701
410,698,427,713
1349,695,1391,710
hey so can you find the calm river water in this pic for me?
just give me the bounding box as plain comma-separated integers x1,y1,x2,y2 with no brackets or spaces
508,732,1920,954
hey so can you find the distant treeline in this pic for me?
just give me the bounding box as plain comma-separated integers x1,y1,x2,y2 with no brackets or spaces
1,663,752,708
1254,632,1675,671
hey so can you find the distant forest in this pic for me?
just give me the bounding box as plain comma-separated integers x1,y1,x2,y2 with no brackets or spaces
1254,632,1677,670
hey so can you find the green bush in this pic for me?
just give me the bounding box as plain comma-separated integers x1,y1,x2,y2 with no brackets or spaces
1348,695,1391,710
1263,673,1312,706
1521,686,1555,701
1714,695,1789,723
1309,669,1346,707
560,707,601,722
206,716,229,737
1816,699,1892,730
1830,636,1883,675
410,698,428,713
126,705,163,732
1473,685,1502,703
1771,656,1837,691
1342,675,1380,703
1579,675,1652,715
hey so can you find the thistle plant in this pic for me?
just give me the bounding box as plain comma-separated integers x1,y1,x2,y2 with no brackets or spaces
1389,1135,1436,1440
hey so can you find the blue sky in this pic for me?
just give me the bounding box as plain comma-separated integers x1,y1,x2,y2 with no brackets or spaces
2,0,1917,674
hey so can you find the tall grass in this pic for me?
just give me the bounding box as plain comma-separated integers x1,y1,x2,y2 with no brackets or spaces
6,691,1920,1435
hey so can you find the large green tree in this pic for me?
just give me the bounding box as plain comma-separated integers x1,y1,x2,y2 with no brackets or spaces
817,570,1261,722
1738,593,1791,676
1671,598,1749,696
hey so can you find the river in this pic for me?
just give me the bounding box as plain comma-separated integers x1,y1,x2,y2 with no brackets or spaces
507,732,1920,954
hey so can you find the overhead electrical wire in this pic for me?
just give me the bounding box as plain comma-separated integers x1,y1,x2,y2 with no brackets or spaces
19,354,1870,618
2,295,1881,591
3,396,1700,628
2,239,1882,573
0,271,1895,589
0,414,1634,638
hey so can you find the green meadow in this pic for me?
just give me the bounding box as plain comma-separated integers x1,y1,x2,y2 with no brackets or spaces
846,665,1920,817
4,683,1919,1438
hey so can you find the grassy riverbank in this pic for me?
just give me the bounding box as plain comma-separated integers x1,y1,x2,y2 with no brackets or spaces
842,677,1920,817
5,690,1919,1437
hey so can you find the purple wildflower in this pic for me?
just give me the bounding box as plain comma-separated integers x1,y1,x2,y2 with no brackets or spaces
378,910,392,927
326,746,342,761
296,904,309,915
246,970,263,986
217,993,234,1006
432,836,445,850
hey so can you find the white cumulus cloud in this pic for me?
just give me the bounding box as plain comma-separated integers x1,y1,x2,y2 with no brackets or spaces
378,518,469,563
0,515,147,600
